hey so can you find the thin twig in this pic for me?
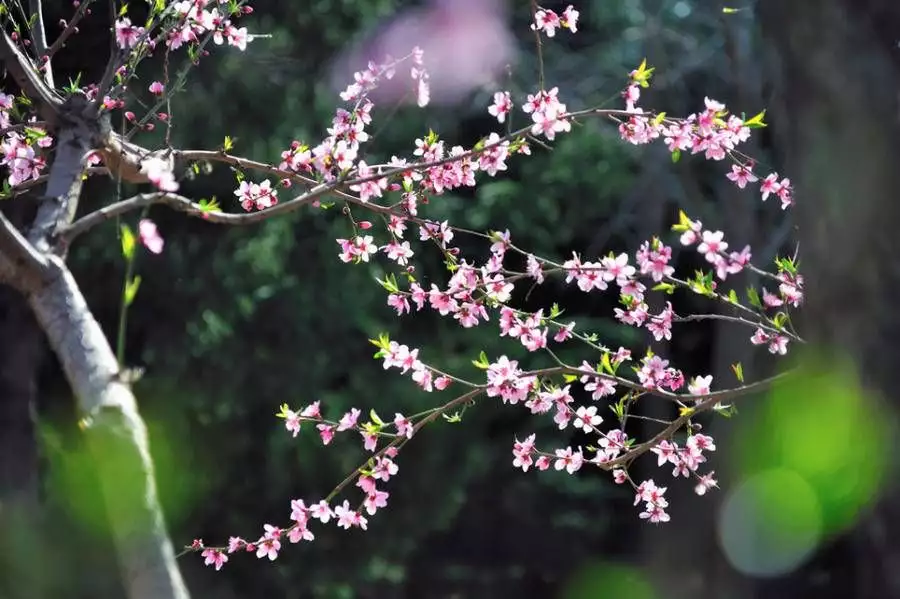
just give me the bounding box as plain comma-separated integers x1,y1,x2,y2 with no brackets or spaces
44,0,95,60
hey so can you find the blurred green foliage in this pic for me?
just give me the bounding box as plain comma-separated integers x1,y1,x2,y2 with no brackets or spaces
731,356,891,540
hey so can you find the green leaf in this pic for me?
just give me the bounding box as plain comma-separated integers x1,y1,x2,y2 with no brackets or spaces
376,273,399,294
369,409,385,426
472,350,490,370
744,109,767,128
198,197,221,213
549,303,563,319
746,286,762,309
732,362,744,383
610,399,624,420
671,149,681,163
124,276,141,306
773,312,788,329
120,224,136,260
600,353,613,375
368,332,391,352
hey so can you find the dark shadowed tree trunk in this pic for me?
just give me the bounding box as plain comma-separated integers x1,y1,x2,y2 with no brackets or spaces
0,285,48,598
748,1,900,596
0,194,48,598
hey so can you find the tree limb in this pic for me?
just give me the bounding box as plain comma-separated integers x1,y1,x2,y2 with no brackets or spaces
27,254,190,599
0,210,47,291
12,81,190,599
27,0,54,88
27,93,100,254
61,188,330,242
45,0,96,61
0,29,62,126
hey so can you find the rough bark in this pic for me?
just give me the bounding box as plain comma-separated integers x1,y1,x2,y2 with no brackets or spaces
27,254,190,599
1,28,190,599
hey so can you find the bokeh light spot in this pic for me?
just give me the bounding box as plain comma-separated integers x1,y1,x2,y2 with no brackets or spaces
560,560,657,599
718,468,822,577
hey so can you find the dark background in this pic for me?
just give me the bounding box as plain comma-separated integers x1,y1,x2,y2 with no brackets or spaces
2,1,900,598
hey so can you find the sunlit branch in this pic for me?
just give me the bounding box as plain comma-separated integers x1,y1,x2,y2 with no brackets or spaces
0,29,63,125
526,365,791,406
673,312,803,342
27,0,51,87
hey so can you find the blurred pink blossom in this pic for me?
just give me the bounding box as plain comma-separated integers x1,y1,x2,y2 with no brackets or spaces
329,0,515,106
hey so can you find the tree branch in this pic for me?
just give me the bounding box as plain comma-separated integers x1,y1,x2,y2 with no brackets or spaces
27,94,99,254
0,209,48,291
0,29,62,126
27,254,190,599
61,188,327,243
15,86,189,599
27,0,54,87
45,0,95,61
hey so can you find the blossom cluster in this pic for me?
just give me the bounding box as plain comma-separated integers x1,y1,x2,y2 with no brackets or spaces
619,83,793,209
0,0,806,569
0,93,53,187
114,0,251,53
197,32,799,567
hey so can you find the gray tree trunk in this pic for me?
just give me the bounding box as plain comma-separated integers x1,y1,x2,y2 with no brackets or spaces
0,49,190,598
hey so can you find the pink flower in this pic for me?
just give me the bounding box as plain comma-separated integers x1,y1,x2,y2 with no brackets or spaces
138,219,164,254
317,424,335,445
532,9,561,37
364,489,389,515
727,163,758,189
115,18,145,49
283,409,301,437
687,375,712,396
149,81,165,95
310,501,334,524
255,525,281,561
695,472,718,496
488,91,512,123
553,446,584,474
227,537,245,553
140,157,178,192
434,376,451,390
513,434,536,472
337,408,360,432
760,173,782,202
334,500,368,530
394,413,414,439
697,230,728,262
651,440,679,467
372,456,399,482
562,5,580,32
573,406,603,433
201,548,228,571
